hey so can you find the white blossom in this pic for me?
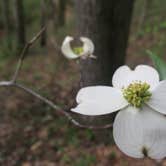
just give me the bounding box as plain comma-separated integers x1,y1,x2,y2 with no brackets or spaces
71,65,166,160
61,36,96,59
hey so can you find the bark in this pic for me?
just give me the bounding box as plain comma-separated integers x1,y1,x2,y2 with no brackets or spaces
75,0,135,143
13,0,26,51
49,0,58,28
2,0,11,37
137,0,151,32
58,0,67,27
40,0,47,47
75,0,135,86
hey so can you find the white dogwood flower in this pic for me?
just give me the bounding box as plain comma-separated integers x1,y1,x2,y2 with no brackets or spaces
61,36,96,59
71,65,166,160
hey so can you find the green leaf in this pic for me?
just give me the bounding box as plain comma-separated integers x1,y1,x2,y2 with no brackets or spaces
146,50,166,80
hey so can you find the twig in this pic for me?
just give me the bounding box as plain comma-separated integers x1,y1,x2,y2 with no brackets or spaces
12,27,46,82
15,83,113,129
0,28,113,130
0,81,112,129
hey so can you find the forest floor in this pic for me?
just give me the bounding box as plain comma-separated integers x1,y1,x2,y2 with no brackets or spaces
0,30,166,166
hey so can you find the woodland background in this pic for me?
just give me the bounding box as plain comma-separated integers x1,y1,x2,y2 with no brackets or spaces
0,0,166,165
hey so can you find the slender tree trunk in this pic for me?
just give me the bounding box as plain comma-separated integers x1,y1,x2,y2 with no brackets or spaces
1,0,11,49
75,0,135,143
40,0,47,47
137,0,151,32
13,0,26,51
2,0,11,37
49,0,58,28
58,0,67,27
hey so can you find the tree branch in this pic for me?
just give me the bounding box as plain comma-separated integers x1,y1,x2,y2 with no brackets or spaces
0,28,113,130
12,27,46,82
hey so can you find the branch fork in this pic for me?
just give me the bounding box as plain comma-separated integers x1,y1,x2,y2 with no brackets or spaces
0,28,112,130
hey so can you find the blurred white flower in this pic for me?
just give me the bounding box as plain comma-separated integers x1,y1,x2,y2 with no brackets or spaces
71,65,166,160
61,36,96,59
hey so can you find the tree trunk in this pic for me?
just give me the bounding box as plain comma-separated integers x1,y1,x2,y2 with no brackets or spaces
40,0,47,47
1,0,11,49
2,0,11,37
58,0,67,27
75,0,135,143
75,0,134,86
49,0,58,28
13,0,26,52
137,0,151,32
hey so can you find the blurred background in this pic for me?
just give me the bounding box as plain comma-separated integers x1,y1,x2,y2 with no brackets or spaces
0,0,166,165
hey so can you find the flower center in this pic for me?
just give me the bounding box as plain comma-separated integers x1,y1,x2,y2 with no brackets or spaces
122,82,152,108
73,47,84,55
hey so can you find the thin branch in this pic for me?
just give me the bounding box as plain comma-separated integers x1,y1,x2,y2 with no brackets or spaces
0,28,113,130
12,27,46,82
0,81,112,129
15,83,113,129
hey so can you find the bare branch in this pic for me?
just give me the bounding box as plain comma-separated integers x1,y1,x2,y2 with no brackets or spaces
15,83,113,129
0,28,113,130
12,27,46,82
0,81,112,129
0,81,13,86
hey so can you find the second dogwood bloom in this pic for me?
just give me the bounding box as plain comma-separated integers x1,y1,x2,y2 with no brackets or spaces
61,36,96,59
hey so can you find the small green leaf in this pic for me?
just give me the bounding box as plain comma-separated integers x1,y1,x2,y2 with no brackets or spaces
146,50,166,80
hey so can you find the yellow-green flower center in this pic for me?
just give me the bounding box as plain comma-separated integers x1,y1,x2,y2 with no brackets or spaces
123,82,152,108
73,47,84,55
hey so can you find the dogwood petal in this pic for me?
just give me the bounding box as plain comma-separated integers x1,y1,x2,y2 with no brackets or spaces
71,86,128,116
113,106,166,159
112,66,131,88
112,65,160,89
61,36,79,59
147,80,166,115
80,37,94,55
